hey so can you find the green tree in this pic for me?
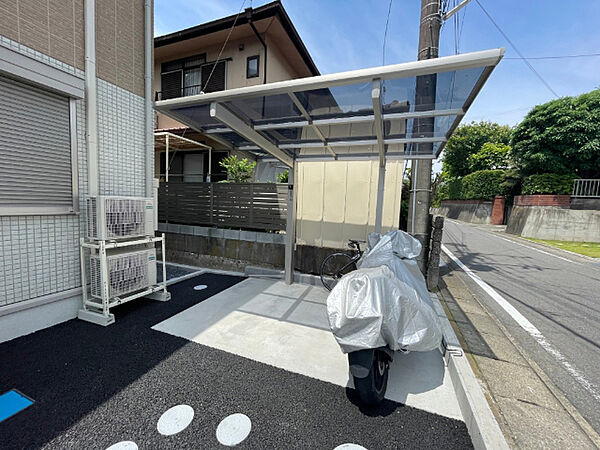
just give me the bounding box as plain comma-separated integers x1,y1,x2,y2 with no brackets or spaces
511,89,600,178
468,142,512,172
218,155,256,183
442,121,512,178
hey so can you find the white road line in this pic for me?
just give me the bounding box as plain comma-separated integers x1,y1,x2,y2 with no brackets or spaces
445,219,582,265
442,244,600,403
493,235,582,265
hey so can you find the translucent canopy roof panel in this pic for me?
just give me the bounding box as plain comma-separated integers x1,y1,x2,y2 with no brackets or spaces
155,49,505,165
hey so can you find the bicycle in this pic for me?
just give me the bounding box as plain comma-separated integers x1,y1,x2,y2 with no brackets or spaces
320,239,365,291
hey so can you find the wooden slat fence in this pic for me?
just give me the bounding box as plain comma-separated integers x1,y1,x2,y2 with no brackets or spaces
158,182,288,231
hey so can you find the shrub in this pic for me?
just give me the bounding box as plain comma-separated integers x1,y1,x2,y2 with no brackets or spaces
277,170,289,183
218,155,256,183
461,170,511,200
521,173,576,195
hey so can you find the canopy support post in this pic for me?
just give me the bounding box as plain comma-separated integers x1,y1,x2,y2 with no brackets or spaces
165,133,169,182
374,164,386,234
285,161,297,284
210,102,294,167
372,78,386,233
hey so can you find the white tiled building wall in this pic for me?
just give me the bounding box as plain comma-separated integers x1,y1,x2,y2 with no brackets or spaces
98,79,147,197
0,37,149,307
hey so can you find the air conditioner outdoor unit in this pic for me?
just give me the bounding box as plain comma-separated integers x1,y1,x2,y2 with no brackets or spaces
87,196,155,241
89,247,157,299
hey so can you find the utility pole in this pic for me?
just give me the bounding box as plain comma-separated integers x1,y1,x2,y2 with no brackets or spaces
408,0,442,274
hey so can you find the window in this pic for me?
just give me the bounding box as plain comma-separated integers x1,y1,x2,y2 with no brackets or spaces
160,54,227,99
247,55,259,79
0,75,78,215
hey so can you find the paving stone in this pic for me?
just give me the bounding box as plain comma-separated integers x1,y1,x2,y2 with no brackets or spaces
476,357,561,411
495,396,596,450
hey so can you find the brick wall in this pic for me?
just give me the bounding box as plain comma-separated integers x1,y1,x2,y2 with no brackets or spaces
441,199,486,205
514,195,570,208
490,195,505,225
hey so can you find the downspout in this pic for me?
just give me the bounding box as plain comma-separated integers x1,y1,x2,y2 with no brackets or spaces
84,0,99,197
245,8,267,84
144,0,153,197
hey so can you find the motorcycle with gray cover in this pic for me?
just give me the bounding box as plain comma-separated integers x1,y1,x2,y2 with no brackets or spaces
326,231,443,406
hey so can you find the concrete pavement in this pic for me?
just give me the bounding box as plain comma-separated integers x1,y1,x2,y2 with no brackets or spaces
439,219,600,448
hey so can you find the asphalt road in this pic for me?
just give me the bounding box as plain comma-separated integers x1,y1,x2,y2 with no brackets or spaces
442,219,600,434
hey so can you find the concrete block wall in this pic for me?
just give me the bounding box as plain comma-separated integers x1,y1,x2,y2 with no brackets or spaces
506,206,600,242
159,223,341,275
431,200,493,225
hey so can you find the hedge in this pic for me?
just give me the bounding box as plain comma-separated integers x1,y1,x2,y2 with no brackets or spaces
437,169,516,202
461,170,510,200
521,173,576,195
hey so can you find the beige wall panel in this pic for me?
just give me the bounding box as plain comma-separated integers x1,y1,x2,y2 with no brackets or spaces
296,160,404,249
296,162,324,247
321,162,347,248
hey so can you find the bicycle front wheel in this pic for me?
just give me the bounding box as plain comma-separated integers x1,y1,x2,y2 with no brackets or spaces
320,253,357,291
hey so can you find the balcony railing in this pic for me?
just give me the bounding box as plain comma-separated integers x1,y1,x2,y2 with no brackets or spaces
572,179,600,198
155,84,204,101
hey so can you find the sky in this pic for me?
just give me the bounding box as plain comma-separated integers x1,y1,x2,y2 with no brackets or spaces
154,0,600,128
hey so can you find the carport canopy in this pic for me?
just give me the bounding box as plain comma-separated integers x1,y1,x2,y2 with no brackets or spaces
154,48,505,284
154,48,505,167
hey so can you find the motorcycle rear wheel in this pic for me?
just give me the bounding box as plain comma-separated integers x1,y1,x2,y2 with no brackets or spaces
352,349,389,406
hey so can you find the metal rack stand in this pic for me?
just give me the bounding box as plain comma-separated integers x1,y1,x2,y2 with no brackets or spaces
77,234,171,326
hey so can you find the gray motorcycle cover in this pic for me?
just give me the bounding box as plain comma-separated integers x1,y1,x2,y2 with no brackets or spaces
326,231,442,353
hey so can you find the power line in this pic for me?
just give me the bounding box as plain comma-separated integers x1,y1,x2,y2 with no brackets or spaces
382,0,393,65
474,0,560,99
505,53,600,60
202,0,247,92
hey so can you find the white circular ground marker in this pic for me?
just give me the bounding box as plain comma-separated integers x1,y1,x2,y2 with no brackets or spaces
157,404,195,436
193,284,208,290
334,445,367,450
216,413,252,446
106,442,138,450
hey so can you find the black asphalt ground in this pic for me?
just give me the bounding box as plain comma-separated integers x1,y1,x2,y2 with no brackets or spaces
1,273,472,449
443,220,600,434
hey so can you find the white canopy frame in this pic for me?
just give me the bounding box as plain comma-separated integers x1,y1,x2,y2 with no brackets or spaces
154,131,211,182
155,48,505,284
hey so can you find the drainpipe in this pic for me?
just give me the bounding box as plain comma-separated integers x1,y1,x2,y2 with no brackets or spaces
245,7,267,84
144,0,154,198
84,0,99,197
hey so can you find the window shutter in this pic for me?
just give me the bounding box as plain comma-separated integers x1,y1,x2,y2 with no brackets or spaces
0,75,72,209
201,61,226,93
161,70,182,100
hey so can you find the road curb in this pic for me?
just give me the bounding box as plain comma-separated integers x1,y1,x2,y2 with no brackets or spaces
431,293,509,450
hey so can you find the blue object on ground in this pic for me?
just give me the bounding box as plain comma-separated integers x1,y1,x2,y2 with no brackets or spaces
0,390,34,422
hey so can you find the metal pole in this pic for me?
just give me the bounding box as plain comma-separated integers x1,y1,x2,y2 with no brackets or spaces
161,233,167,293
408,0,442,274
165,134,169,182
284,162,296,284
374,164,386,233
207,148,212,182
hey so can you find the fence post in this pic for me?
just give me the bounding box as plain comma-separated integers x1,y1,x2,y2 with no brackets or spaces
427,215,444,291
249,184,255,228
209,182,214,226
